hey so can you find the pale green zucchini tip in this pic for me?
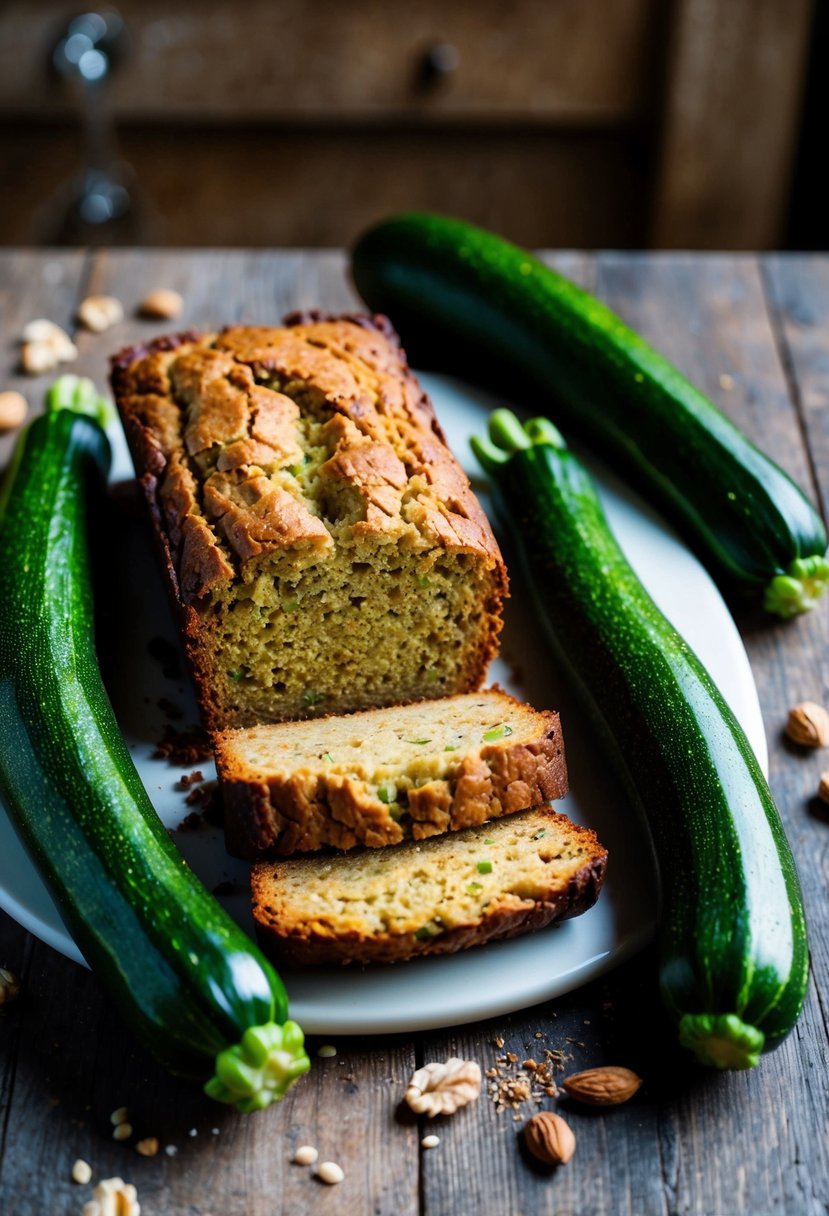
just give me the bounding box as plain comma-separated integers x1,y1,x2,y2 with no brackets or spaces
204,1020,310,1112
763,555,829,619
678,1013,765,1070
45,373,116,428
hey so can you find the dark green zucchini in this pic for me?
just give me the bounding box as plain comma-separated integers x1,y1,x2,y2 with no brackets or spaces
352,212,829,617
0,378,309,1110
472,410,809,1067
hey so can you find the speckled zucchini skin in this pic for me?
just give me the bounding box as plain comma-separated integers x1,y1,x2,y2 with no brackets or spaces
0,409,287,1079
352,213,827,605
485,436,809,1052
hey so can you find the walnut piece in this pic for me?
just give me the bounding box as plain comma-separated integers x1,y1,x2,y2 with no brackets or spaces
20,319,78,375
405,1057,482,1116
83,1176,140,1216
818,771,829,805
77,295,124,333
523,1111,576,1166
785,701,829,748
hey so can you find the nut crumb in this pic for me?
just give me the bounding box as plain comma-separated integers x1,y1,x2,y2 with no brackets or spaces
71,1158,92,1184
421,1134,440,1149
138,289,184,320
485,1044,568,1113
818,771,829,804
719,373,735,390
176,770,204,790
110,1107,129,1126
112,1122,133,1142
153,723,212,765
136,1137,159,1157
316,1161,345,1185
293,1145,319,1165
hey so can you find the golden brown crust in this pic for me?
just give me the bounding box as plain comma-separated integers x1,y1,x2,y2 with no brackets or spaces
250,813,607,966
112,317,502,594
111,315,507,730
215,695,568,858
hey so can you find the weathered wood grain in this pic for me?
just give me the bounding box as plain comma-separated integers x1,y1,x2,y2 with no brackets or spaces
763,255,829,520
1,250,828,1216
650,0,814,249
596,252,829,1216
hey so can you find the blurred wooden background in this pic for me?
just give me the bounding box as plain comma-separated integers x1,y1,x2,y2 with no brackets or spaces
0,0,821,250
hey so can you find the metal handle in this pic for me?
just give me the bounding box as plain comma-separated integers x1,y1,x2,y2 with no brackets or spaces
418,42,460,88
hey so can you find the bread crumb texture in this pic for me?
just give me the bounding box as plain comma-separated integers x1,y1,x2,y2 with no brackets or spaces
251,808,607,964
216,690,567,856
112,316,506,729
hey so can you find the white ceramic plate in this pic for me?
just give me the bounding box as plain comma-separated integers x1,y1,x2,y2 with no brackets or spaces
0,372,768,1034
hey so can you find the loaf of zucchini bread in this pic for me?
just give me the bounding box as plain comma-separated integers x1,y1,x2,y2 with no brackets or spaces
215,690,567,857
111,315,507,730
251,807,607,965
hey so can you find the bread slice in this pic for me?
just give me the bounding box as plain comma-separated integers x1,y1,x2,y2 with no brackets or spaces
251,808,607,965
215,690,567,858
110,315,506,731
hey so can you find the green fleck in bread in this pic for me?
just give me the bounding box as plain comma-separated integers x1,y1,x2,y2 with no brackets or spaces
251,808,607,965
110,314,506,730
215,689,567,857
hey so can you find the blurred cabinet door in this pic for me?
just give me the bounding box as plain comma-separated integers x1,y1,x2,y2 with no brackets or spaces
0,0,814,249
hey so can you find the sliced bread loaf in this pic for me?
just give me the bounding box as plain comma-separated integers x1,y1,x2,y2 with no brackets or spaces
215,690,567,857
250,807,607,965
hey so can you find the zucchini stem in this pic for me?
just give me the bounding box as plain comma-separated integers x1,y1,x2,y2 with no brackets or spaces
45,374,114,428
204,1020,311,1112
678,1013,765,1070
487,409,566,456
763,555,829,618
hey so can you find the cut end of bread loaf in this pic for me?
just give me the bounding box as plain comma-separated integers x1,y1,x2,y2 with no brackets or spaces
251,808,607,966
111,316,506,729
216,690,567,857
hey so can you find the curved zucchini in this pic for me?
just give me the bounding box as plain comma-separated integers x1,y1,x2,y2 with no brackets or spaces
472,410,809,1067
352,213,829,617
0,378,309,1110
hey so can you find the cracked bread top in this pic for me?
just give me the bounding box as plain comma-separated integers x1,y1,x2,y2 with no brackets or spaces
111,313,505,604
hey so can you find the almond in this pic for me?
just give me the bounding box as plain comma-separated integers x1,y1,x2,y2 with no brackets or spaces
138,288,183,320
785,702,829,748
562,1065,642,1106
0,391,28,430
523,1111,576,1166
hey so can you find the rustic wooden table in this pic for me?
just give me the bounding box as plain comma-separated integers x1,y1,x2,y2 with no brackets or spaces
1,250,827,1216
